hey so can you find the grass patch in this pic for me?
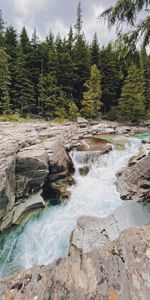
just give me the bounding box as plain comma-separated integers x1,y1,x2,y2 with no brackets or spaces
0,113,29,122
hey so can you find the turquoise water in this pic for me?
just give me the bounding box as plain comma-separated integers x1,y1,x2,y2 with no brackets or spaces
0,132,149,278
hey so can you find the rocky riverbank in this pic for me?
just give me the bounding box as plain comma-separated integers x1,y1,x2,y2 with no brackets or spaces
0,118,143,232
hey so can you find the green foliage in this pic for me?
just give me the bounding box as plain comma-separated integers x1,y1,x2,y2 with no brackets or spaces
99,44,120,112
140,50,150,112
0,10,4,47
73,34,91,105
74,1,82,37
68,101,80,121
91,33,100,66
38,72,67,118
13,45,35,114
117,64,145,123
4,26,18,109
81,65,102,119
0,112,23,122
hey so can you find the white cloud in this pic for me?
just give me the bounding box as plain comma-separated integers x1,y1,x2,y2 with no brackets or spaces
46,19,69,38
83,3,116,45
11,0,48,36
13,0,47,16
1,0,116,43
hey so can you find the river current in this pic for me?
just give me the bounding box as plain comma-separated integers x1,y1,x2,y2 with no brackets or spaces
0,133,149,277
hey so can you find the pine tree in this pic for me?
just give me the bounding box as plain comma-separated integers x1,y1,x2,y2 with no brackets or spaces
0,48,11,114
74,1,82,37
91,33,100,66
38,72,60,118
38,73,46,115
19,28,36,114
81,65,102,119
30,29,41,110
5,26,18,110
47,38,57,76
118,64,145,123
55,37,75,99
99,44,120,112
13,45,35,114
0,10,4,47
68,101,80,121
140,50,150,112
67,26,74,52
38,41,50,74
20,27,31,56
46,31,54,47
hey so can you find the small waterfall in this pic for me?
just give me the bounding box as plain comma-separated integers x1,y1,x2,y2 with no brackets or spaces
71,150,107,164
0,135,145,278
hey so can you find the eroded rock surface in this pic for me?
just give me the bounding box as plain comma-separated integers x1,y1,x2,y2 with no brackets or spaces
117,153,150,202
0,225,150,300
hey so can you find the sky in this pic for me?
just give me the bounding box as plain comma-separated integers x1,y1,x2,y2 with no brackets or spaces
0,0,116,45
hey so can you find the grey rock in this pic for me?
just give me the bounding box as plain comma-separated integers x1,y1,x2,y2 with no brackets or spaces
15,147,49,200
142,137,150,144
128,147,147,166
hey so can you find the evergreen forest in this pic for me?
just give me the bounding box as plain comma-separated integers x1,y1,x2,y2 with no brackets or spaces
0,1,150,123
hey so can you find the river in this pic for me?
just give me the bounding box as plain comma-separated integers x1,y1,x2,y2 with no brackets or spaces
0,133,149,278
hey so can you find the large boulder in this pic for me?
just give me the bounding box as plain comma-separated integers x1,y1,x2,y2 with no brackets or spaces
15,146,49,200
77,117,88,128
77,137,112,153
1,225,150,299
117,153,150,202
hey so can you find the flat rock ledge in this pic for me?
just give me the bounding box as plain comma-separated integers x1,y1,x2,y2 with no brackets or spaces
0,120,144,232
0,224,150,300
